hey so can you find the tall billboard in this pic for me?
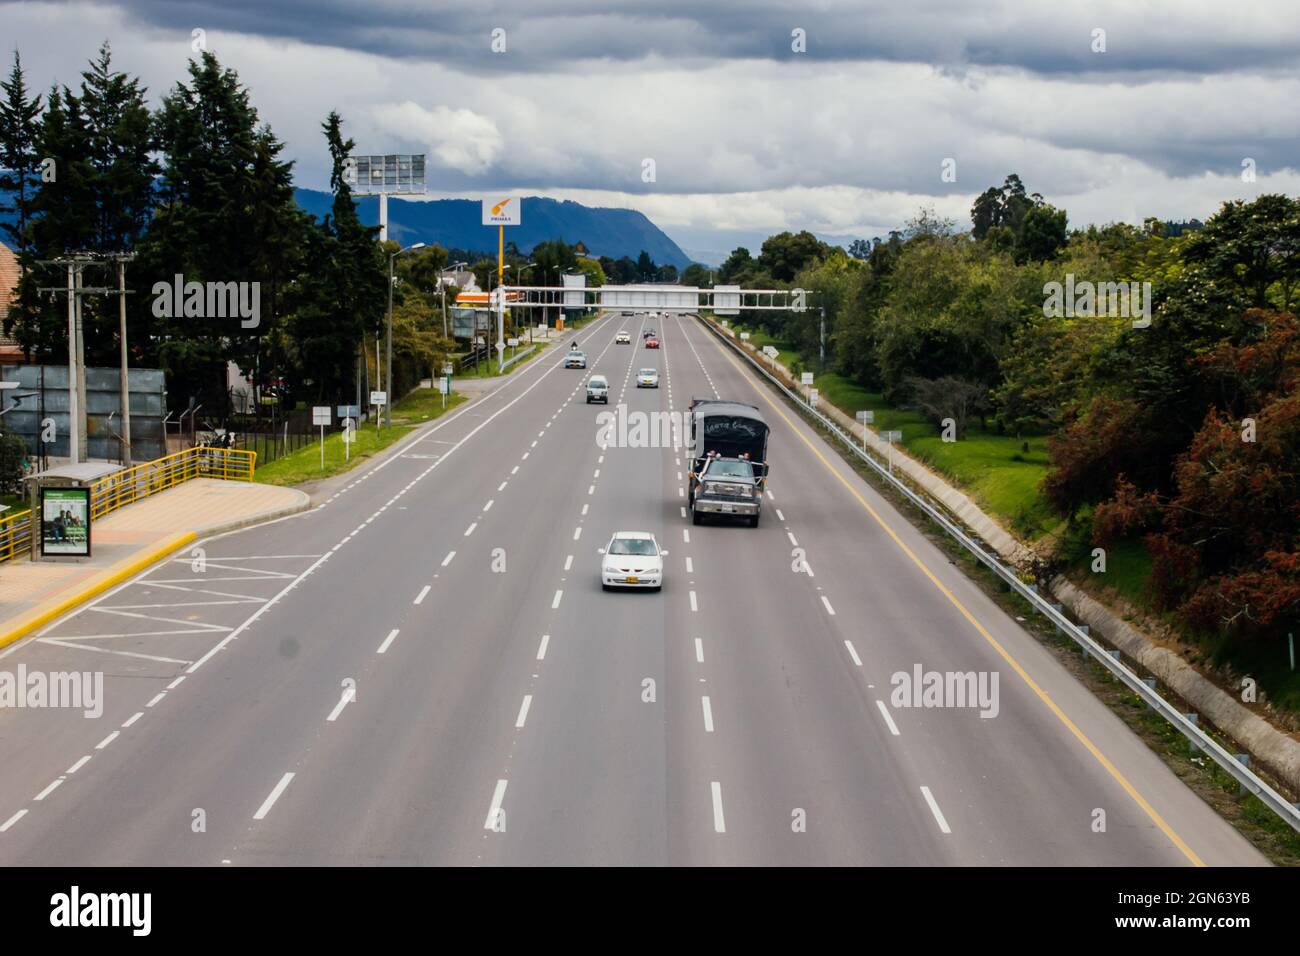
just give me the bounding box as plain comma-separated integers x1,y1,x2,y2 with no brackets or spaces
350,155,426,194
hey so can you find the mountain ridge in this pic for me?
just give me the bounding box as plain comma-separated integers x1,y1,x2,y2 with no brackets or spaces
293,190,692,269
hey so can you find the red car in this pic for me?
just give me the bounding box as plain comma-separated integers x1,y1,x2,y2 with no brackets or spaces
645,337,660,349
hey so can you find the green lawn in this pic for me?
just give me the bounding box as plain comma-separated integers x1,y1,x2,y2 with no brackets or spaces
726,319,1056,539
254,391,466,486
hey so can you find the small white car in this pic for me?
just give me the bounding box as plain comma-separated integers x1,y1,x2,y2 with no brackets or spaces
636,368,660,388
616,331,631,344
586,374,609,404
600,532,667,591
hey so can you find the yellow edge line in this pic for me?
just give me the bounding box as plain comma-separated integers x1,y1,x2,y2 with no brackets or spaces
699,318,1206,867
0,532,198,653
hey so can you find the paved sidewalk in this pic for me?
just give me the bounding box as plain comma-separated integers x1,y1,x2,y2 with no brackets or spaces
0,478,309,650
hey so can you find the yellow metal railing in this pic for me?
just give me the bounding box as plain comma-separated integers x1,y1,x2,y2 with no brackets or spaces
0,446,257,564
0,508,32,563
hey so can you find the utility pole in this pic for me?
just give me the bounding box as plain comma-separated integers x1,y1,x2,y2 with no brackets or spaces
66,261,79,463
819,305,826,371
114,254,135,466
386,255,394,428
74,265,88,461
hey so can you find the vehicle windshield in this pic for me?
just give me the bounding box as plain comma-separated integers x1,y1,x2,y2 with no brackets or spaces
608,538,658,556
706,458,754,479
639,369,656,376
589,378,607,387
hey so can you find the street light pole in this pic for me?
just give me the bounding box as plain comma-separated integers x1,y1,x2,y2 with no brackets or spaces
385,241,426,427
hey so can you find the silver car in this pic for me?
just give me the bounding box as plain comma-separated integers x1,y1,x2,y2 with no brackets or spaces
636,368,659,388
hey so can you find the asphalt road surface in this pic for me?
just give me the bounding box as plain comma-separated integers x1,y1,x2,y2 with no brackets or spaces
0,312,1266,865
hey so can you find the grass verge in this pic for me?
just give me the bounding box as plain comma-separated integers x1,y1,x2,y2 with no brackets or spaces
254,391,466,486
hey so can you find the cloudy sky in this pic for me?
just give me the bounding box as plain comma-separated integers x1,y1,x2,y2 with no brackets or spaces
4,0,1298,262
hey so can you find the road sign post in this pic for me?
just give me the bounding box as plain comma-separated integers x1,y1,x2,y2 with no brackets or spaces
313,406,330,470
370,390,386,433
856,410,874,450
343,417,355,460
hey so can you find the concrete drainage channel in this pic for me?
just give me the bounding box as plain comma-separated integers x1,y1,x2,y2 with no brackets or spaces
699,314,1300,836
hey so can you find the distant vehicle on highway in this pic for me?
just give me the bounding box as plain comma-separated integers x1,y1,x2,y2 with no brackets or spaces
565,350,587,369
636,368,659,388
586,374,609,403
621,310,635,316
616,331,631,344
687,399,769,527
643,328,656,339
645,337,660,349
599,531,667,591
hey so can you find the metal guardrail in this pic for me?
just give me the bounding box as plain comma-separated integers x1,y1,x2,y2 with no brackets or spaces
0,447,257,565
701,315,1300,834
500,345,537,372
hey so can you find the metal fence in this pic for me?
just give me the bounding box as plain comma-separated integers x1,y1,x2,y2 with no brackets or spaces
236,429,313,467
701,315,1300,835
0,446,256,565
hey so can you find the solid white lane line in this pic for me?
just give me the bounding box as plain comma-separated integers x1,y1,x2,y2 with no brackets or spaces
537,634,550,660
484,779,508,830
701,696,714,732
0,810,27,832
167,676,186,690
464,522,478,536
95,732,119,750
552,590,563,609
442,551,456,567
876,700,901,736
689,591,698,612
564,555,574,571
515,695,533,728
378,629,400,654
844,640,863,666
327,687,355,722
66,755,91,775
34,778,65,801
414,585,431,605
711,781,726,833
254,772,296,820
920,786,951,833
821,595,836,616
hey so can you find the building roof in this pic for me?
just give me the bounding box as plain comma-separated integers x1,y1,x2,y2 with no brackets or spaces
0,243,22,354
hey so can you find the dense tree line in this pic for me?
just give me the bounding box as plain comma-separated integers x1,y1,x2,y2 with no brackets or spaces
724,182,1300,653
0,45,441,419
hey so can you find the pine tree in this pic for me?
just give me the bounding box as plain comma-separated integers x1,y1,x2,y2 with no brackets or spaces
0,51,43,355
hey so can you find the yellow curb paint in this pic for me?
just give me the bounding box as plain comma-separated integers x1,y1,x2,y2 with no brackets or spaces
0,531,197,653
700,317,1206,868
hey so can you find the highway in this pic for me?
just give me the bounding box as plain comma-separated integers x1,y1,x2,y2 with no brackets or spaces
0,311,1266,866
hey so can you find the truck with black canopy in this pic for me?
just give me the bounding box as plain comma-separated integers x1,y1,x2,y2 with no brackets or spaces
686,398,769,527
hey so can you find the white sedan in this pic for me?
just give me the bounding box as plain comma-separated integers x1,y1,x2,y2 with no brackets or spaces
616,331,631,344
599,532,667,591
636,368,660,388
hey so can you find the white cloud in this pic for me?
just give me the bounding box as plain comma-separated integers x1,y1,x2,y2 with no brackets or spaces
371,102,503,175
